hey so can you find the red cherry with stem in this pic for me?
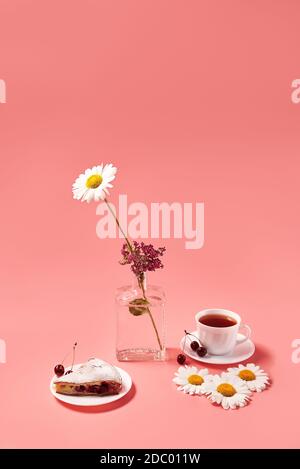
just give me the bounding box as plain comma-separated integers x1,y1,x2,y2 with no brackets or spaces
184,330,204,353
54,342,78,376
54,364,65,377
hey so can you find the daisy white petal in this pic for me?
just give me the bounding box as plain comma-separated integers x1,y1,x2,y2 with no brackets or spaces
72,164,117,203
205,374,251,410
173,365,213,396
226,363,270,393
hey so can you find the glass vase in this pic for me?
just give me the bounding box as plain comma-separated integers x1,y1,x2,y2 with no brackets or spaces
115,273,166,361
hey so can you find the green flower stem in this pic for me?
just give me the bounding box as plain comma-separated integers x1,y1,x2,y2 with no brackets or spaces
104,198,133,252
139,275,163,351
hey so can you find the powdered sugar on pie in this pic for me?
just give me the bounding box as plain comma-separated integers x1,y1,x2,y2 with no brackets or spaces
54,358,122,385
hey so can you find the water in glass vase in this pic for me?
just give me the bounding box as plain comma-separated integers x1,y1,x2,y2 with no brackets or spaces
115,275,166,361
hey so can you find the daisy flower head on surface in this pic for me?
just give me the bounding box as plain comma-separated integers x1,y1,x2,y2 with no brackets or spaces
173,366,213,395
226,363,270,392
205,373,251,410
72,164,117,203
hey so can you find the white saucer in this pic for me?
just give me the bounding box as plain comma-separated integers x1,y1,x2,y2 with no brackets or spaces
50,364,132,407
180,331,255,365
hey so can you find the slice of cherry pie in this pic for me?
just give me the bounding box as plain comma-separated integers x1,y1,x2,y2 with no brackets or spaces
54,358,122,396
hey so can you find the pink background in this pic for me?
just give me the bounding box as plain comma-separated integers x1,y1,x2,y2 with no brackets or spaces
1,0,300,448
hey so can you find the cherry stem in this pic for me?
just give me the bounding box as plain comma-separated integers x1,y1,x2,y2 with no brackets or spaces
184,330,202,344
60,351,70,365
70,342,77,371
182,332,188,355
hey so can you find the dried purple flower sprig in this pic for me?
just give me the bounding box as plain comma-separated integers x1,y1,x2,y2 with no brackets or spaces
119,241,166,351
120,241,166,277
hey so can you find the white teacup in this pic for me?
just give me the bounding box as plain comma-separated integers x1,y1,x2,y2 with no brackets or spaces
195,308,251,356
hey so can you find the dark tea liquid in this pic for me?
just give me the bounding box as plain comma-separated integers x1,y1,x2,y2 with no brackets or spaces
199,314,237,328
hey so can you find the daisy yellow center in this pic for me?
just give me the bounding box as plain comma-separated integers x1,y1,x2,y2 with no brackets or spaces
238,369,256,381
187,374,204,385
217,383,236,397
86,174,102,189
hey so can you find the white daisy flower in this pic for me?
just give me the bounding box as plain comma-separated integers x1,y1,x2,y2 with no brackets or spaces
205,373,251,410
72,164,117,203
226,363,270,392
173,366,212,395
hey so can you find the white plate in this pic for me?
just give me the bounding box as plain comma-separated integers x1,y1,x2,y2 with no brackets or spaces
180,331,255,365
50,364,132,407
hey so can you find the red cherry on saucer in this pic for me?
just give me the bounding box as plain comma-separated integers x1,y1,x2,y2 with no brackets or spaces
196,347,207,357
54,364,65,377
190,341,200,351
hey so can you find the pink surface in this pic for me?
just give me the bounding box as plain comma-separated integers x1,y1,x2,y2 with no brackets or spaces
0,0,300,448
